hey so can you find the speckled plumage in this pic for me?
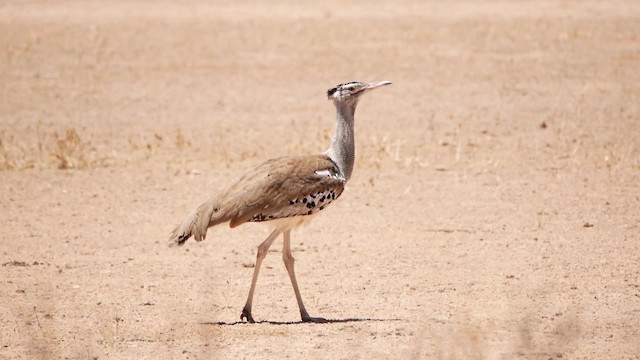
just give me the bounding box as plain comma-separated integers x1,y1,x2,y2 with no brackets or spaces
250,187,342,222
221,154,345,228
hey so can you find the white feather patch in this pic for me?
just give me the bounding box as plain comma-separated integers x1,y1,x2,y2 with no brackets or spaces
314,169,345,182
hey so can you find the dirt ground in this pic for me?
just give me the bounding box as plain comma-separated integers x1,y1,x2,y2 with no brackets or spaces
1,1,639,359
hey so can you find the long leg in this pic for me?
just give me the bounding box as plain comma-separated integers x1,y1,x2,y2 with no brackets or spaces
241,228,281,323
282,229,327,323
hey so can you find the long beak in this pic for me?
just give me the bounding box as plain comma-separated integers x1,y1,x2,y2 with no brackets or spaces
365,81,392,90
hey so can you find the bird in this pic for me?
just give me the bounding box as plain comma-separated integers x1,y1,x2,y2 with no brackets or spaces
168,80,392,323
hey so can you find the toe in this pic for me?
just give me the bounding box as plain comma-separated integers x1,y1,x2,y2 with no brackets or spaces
241,308,255,323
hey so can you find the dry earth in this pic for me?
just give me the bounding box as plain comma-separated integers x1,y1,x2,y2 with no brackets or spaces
1,1,639,359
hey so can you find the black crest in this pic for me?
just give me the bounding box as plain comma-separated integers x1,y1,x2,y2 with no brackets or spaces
327,82,359,98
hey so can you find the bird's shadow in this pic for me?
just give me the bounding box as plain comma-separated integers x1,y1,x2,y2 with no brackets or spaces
201,317,401,326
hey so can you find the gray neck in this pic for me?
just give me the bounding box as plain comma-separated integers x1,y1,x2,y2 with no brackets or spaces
324,100,358,181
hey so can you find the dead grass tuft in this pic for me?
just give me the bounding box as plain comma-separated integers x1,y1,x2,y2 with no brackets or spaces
51,128,89,169
175,129,191,150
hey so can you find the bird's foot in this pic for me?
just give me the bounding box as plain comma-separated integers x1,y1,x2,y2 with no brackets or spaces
301,314,328,323
240,307,255,323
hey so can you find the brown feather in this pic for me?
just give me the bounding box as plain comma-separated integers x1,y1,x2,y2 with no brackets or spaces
226,155,344,227
168,155,345,246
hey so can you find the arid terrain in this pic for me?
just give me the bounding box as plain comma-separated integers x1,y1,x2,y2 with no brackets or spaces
1,1,639,359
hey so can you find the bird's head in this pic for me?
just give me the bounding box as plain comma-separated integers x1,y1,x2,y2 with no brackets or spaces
326,81,392,104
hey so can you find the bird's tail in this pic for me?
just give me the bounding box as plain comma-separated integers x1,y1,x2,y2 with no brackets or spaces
168,197,230,247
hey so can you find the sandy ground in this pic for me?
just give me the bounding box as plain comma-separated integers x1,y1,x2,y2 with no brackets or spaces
1,1,639,359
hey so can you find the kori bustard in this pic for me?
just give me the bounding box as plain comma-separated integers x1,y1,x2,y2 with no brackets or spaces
169,81,392,323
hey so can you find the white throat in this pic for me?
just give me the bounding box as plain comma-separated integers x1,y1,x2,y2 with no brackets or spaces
324,100,357,181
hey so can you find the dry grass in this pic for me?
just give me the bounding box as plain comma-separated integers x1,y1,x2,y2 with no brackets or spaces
0,126,101,170
0,121,430,172
0,126,198,170
51,128,92,169
1,1,638,358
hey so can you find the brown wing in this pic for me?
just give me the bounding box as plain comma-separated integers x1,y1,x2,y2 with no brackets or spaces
218,155,346,228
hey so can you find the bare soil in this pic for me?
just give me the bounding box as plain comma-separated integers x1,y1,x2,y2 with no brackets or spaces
1,1,639,359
